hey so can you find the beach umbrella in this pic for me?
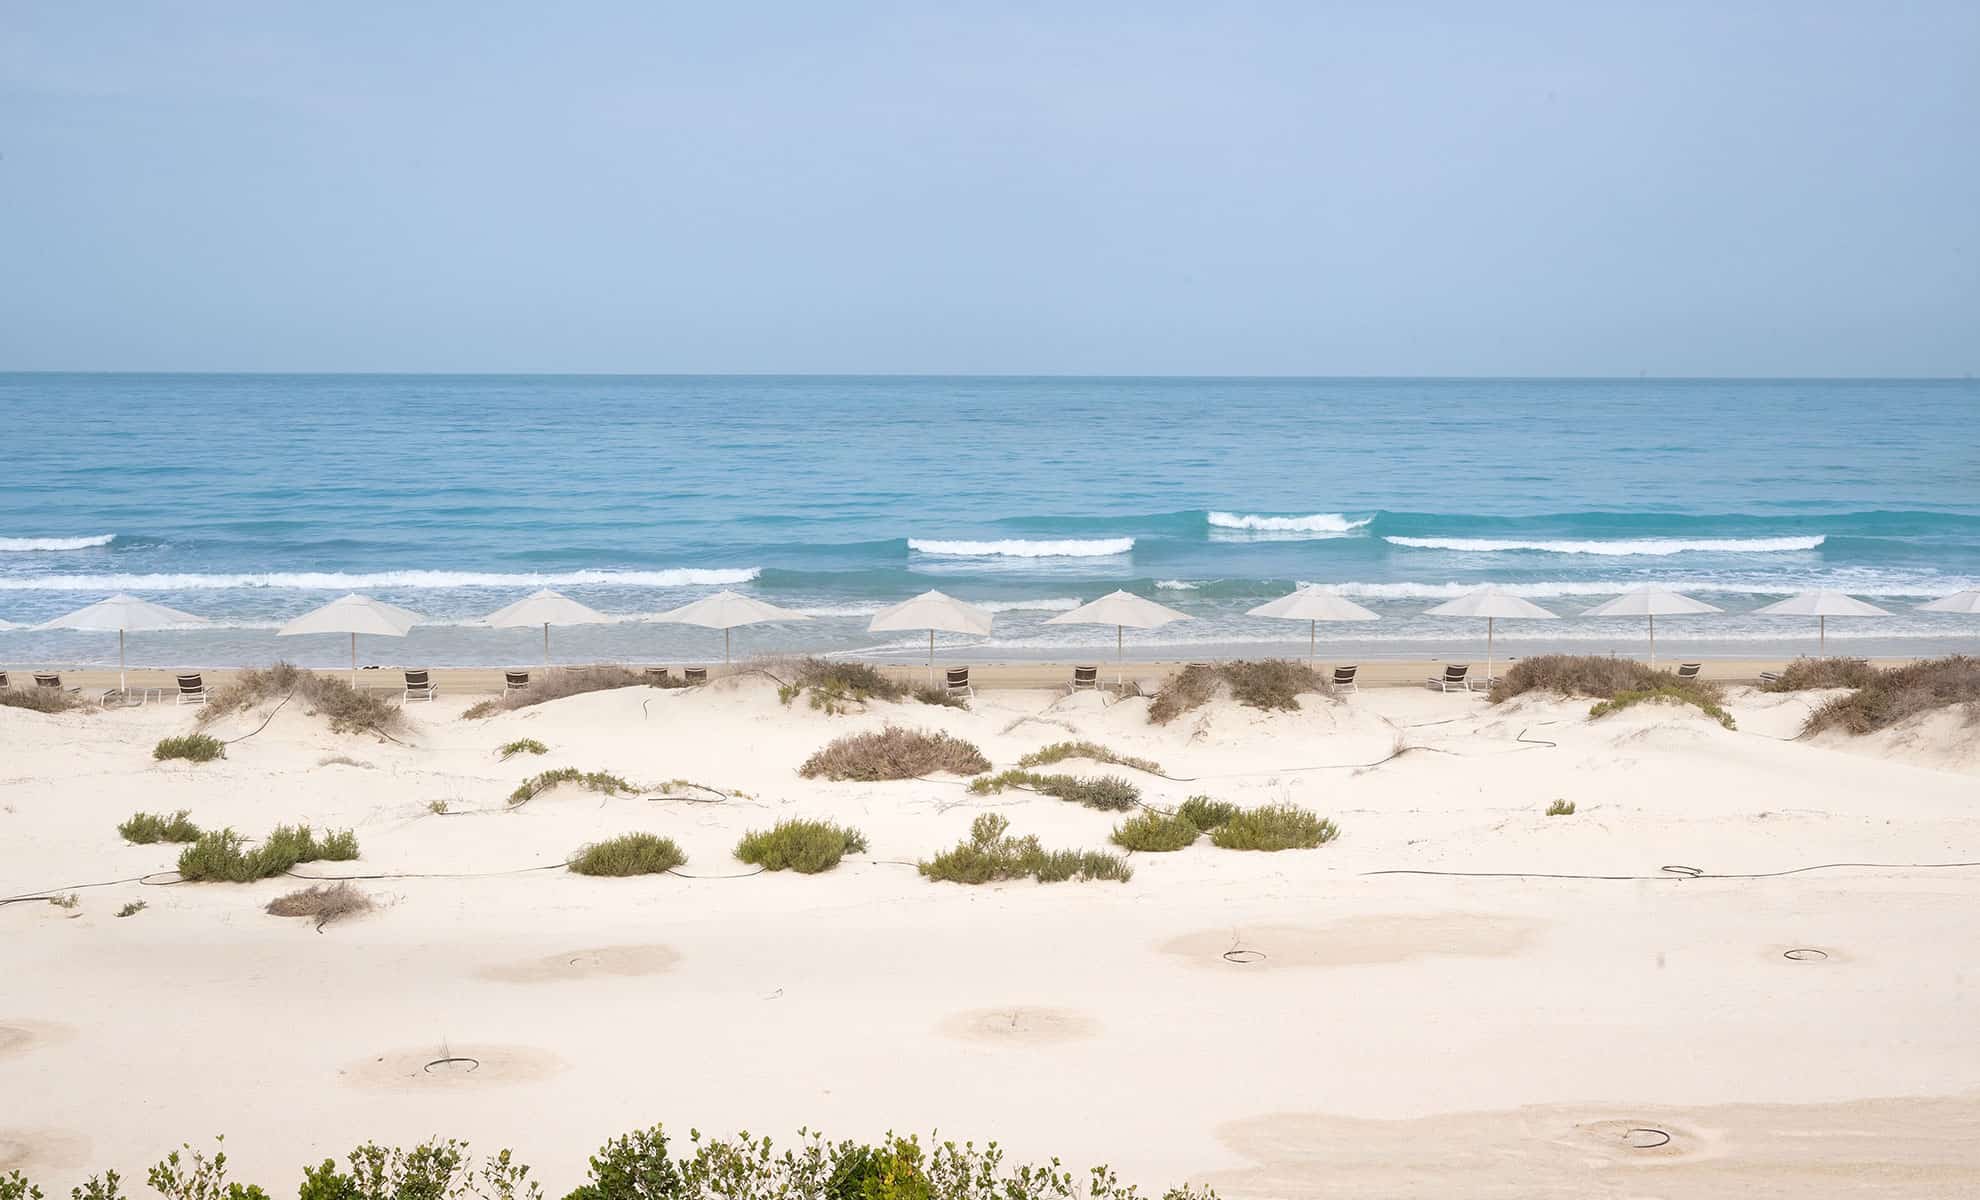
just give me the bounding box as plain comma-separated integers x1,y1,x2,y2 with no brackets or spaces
36,594,208,693
481,589,612,671
1918,589,1980,614
652,590,809,664
1245,587,1379,664
868,590,994,681
1044,589,1191,687
1580,586,1722,667
1422,587,1557,684
1752,589,1891,653
278,593,425,681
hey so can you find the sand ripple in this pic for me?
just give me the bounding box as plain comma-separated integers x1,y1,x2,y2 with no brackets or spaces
1161,913,1540,969
344,1044,563,1088
476,944,679,983
0,1020,76,1059
938,1006,1100,1045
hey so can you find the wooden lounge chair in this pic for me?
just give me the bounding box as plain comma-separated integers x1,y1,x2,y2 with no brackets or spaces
683,666,708,685
176,673,207,706
0,671,8,689
1758,670,1782,687
945,666,974,699
1674,663,1702,681
1426,664,1472,693
1331,665,1359,694
643,667,672,684
403,669,438,702
504,670,530,693
34,672,79,694
1071,665,1100,691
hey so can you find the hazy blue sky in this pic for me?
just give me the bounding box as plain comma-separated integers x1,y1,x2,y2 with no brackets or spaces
2,2,1975,375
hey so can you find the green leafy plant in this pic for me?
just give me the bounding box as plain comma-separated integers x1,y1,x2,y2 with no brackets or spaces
919,814,1131,885
1,1170,43,1200
798,726,989,781
147,1138,268,1200
569,833,687,876
117,901,147,918
734,819,869,873
176,825,359,882
1110,811,1200,852
119,809,203,844
1176,795,1237,830
498,738,549,759
1016,740,1162,774
509,768,638,806
1545,799,1576,816
154,733,225,763
69,1174,123,1200
561,1126,678,1200
1209,803,1339,851
1589,685,1736,730
48,892,79,909
965,770,1141,810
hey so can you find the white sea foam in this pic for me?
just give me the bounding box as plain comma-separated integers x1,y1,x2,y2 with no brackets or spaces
0,567,761,592
1155,579,1200,590
979,597,1081,612
907,538,1133,558
1384,535,1826,555
0,534,116,552
1208,512,1371,534
1299,576,1973,600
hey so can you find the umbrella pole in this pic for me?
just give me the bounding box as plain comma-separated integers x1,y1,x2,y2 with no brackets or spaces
724,627,731,666
543,622,551,673
350,632,358,684
1819,615,1826,654
929,629,936,684
1310,619,1316,665
119,628,127,694
1117,624,1124,689
1648,613,1656,667
1486,616,1495,685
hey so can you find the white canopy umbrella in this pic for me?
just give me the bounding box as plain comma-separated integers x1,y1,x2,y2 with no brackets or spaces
1422,587,1557,683
1580,586,1723,667
1918,589,1980,614
481,589,612,671
1752,589,1891,653
652,590,809,663
36,594,208,692
868,590,994,681
1044,589,1190,687
278,593,425,681
1246,587,1379,664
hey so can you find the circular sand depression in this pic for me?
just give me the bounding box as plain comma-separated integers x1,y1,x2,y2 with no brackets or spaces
0,1020,76,1059
345,1044,562,1089
939,1007,1101,1045
1162,913,1540,970
0,1129,92,1173
476,944,679,983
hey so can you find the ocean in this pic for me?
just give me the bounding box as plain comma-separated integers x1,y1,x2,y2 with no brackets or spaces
2,374,1977,669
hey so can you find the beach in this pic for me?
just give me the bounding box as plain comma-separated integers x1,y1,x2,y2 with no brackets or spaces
5,669,1978,1195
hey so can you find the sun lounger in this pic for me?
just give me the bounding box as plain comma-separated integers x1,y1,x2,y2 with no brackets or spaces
1331,665,1359,694
1675,663,1702,680
403,669,438,702
0,671,8,689
504,670,530,693
176,673,207,706
1758,670,1782,686
1427,664,1472,693
34,673,79,695
945,666,974,699
683,667,708,685
643,667,672,684
1071,665,1100,691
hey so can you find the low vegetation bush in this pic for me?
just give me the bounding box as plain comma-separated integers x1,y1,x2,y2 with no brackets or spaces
909,683,968,708
774,657,905,710
266,881,374,927
117,901,147,918
498,738,549,759
964,769,1142,810
1209,803,1339,851
798,726,989,780
1803,655,1980,736
154,733,225,763
919,813,1132,884
3,1127,1218,1200
1589,685,1736,730
569,833,687,876
1148,660,1329,724
734,819,869,873
508,767,639,806
1176,795,1238,830
0,687,90,714
176,824,359,882
118,809,203,844
1111,811,1201,852
466,666,684,719
1546,799,1576,816
1489,654,1670,702
1016,740,1162,774
1762,656,1880,692
199,662,404,737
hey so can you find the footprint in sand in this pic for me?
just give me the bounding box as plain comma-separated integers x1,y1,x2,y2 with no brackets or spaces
1160,913,1541,969
475,944,679,983
938,1006,1100,1045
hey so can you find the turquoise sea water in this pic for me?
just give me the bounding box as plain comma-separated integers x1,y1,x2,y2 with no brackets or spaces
2,374,1977,668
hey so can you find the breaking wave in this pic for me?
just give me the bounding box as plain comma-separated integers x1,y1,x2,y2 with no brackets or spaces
1208,512,1371,535
1384,535,1826,556
0,534,117,552
0,567,761,592
907,538,1133,558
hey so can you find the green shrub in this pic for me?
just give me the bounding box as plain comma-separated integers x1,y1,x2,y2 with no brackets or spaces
1546,799,1576,816
965,769,1140,810
296,1140,528,1200
498,738,548,759
1016,740,1162,774
563,1126,678,1200
153,733,225,763
176,825,360,882
1,1170,44,1200
509,767,638,806
1148,659,1329,724
48,892,79,909
1176,795,1237,830
1210,803,1339,851
119,809,203,844
798,726,989,781
910,683,968,708
1110,811,1200,852
1490,654,1665,702
148,1139,267,1200
1763,656,1880,692
734,819,869,873
569,833,686,877
1802,655,1980,736
117,901,147,918
1589,685,1736,730
919,814,1131,885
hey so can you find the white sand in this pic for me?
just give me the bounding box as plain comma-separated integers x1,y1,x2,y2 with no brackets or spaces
3,677,1978,1196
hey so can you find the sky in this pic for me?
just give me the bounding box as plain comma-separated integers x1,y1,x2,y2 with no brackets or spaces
1,2,1976,376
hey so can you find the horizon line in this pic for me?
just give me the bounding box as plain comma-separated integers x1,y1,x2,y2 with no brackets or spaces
1,370,1975,383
